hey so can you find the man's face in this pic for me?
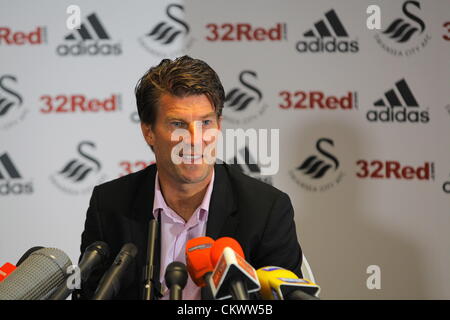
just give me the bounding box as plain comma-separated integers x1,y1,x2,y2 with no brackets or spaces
141,93,221,185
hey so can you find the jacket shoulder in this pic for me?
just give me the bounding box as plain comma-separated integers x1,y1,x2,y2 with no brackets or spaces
222,163,289,204
93,164,155,203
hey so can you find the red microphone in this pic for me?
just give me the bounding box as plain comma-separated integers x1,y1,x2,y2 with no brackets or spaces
209,237,260,300
210,237,244,267
0,263,16,282
185,237,215,288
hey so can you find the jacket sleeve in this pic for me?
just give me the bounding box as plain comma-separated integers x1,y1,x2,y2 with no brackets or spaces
253,192,303,277
72,186,107,300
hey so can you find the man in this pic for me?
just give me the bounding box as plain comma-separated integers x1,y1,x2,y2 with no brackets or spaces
73,56,302,300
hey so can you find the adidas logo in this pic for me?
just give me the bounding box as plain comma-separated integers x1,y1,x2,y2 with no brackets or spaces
303,9,349,38
374,79,418,107
296,9,359,53
367,79,429,123
65,13,110,41
0,153,21,179
0,153,33,195
56,13,122,56
229,147,272,185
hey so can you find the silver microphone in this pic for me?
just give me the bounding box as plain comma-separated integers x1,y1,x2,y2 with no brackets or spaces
0,247,72,300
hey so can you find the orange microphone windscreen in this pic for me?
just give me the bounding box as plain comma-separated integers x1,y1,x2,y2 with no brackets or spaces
185,236,215,287
210,237,245,267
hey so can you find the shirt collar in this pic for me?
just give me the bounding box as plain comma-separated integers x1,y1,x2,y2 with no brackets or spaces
152,169,215,223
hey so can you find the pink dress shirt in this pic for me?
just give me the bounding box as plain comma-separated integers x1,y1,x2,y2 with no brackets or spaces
152,169,215,300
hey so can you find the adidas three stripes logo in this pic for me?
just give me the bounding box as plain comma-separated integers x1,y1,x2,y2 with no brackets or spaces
0,153,21,180
65,13,110,41
374,79,419,108
303,9,349,38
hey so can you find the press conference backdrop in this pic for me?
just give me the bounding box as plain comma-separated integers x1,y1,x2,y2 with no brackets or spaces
1,0,449,299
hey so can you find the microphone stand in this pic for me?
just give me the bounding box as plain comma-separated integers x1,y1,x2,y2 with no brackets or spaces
142,212,160,300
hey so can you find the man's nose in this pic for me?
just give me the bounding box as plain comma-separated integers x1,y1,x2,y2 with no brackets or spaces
188,121,204,146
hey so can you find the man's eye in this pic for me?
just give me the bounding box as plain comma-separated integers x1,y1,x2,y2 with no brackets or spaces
172,121,184,128
202,120,212,126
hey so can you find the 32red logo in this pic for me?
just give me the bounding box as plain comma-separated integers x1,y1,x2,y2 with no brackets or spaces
0,27,46,45
279,91,356,110
356,160,434,180
206,23,286,42
444,22,450,41
40,94,121,113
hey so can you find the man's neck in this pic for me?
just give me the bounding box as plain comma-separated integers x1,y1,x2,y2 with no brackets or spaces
157,169,213,222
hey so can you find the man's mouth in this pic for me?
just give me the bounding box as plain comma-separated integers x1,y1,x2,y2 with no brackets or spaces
181,154,202,162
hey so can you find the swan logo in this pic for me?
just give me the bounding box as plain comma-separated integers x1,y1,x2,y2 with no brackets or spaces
139,3,193,57
383,3,425,43
374,1,431,56
228,146,272,185
0,152,33,195
56,13,122,56
223,70,268,124
50,141,107,195
290,138,344,192
0,75,28,130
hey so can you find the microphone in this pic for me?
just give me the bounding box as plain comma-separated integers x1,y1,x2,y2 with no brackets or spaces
256,266,320,300
16,246,44,266
210,237,244,267
0,247,72,300
185,236,215,299
92,243,138,300
0,246,45,282
185,236,215,286
209,237,260,300
142,216,159,300
164,261,188,300
49,241,110,300
0,263,16,282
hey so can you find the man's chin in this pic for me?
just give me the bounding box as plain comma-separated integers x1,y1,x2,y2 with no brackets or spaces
176,164,212,184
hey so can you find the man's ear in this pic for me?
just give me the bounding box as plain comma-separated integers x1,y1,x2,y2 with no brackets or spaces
140,122,155,147
217,115,223,131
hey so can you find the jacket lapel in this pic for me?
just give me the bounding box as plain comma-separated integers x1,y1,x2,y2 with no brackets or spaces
128,164,161,299
206,163,238,239
202,164,238,299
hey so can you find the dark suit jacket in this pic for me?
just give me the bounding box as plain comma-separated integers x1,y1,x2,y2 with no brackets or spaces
73,163,302,300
